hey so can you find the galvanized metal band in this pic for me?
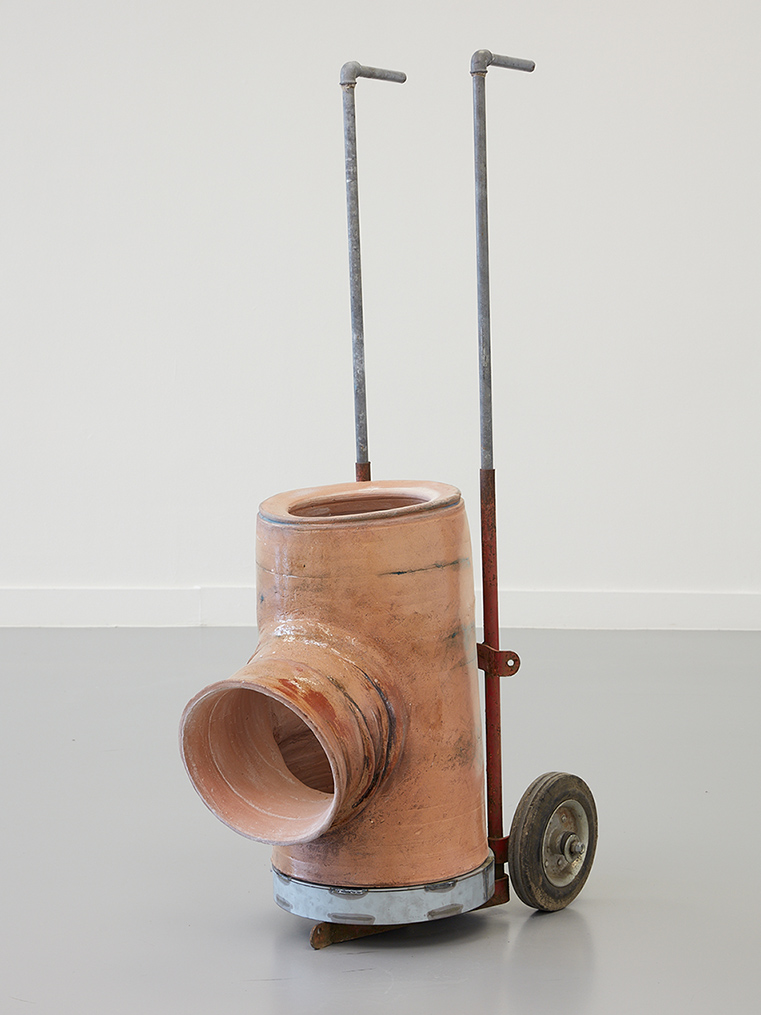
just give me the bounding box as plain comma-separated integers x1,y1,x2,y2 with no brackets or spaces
272,853,495,925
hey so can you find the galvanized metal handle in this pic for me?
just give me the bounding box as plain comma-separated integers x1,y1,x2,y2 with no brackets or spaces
340,62,407,86
341,61,407,482
471,50,535,75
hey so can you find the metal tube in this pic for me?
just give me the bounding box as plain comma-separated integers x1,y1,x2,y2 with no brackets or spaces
480,467,502,842
342,83,369,474
340,61,407,85
472,70,493,471
471,48,534,855
340,62,406,482
472,51,534,472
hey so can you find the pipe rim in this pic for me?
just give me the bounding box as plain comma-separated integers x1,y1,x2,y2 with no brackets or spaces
180,680,344,845
259,480,461,526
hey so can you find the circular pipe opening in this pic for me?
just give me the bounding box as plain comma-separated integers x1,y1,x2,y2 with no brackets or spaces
181,686,338,845
259,480,461,526
290,494,427,517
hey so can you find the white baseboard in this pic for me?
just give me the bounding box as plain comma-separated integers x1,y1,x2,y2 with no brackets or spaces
0,587,259,628
0,587,759,630
497,590,761,631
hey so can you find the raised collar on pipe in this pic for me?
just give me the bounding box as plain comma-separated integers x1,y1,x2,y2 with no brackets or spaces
471,49,493,74
340,61,362,85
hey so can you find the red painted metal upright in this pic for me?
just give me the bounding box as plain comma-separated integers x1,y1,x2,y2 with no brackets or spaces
480,467,510,904
480,468,503,844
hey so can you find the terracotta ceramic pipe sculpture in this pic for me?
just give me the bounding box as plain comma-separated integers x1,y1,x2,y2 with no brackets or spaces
180,480,493,924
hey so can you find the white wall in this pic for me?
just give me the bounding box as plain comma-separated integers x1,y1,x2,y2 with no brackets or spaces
2,1,759,628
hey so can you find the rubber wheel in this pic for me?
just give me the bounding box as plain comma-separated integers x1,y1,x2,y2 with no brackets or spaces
508,772,597,912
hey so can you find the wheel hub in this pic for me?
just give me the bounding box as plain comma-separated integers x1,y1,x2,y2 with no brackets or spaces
541,799,590,888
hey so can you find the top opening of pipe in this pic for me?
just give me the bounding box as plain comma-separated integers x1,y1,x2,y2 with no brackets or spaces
291,494,426,517
259,480,462,526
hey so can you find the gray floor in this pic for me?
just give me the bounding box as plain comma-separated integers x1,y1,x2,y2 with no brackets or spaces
1,628,759,1014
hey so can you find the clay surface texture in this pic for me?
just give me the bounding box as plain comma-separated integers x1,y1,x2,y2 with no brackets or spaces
180,480,488,906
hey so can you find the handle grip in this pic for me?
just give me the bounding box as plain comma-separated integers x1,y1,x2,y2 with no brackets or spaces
340,61,407,85
471,50,535,74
